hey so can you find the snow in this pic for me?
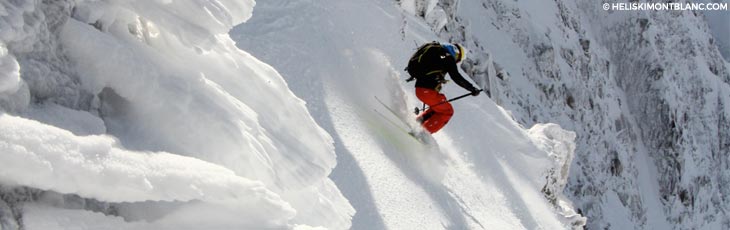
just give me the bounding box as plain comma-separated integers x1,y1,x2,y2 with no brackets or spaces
59,12,337,193
0,43,21,95
0,113,300,227
0,0,590,229
63,0,353,228
0,199,18,230
0,0,712,229
232,0,584,229
433,0,730,229
0,114,270,203
0,4,27,111
24,204,147,230
2,0,351,228
22,103,107,136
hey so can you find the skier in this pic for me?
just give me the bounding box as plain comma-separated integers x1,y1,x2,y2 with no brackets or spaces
406,42,481,134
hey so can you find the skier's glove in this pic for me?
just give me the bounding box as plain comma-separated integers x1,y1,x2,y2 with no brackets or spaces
470,88,481,96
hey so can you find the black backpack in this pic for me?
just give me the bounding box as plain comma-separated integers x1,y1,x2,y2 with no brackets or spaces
405,42,444,82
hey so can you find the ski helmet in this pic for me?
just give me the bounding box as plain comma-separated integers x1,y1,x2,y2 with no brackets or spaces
443,43,466,63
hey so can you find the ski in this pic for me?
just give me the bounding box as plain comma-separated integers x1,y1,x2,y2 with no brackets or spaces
375,110,427,144
373,96,431,144
374,97,409,125
373,108,410,134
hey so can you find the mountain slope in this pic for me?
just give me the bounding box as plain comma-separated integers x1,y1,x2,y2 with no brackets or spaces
233,0,583,229
1,0,584,229
414,0,730,229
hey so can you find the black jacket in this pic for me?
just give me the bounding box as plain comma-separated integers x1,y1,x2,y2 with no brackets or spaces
407,43,477,92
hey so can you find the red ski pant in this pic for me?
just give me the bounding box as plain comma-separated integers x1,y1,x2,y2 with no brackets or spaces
415,87,453,133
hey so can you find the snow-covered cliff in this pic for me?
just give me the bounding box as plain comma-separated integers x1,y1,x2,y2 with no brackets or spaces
0,0,352,229
408,0,730,228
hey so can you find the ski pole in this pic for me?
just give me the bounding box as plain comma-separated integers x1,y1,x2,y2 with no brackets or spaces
440,89,483,105
448,90,480,102
418,89,483,113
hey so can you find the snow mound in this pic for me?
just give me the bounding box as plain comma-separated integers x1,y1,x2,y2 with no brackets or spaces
1,0,352,228
0,113,297,227
61,0,335,192
528,124,586,228
0,113,283,205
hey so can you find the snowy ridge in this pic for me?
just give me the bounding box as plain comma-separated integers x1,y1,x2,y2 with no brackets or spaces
1,0,352,229
0,113,296,227
0,114,282,205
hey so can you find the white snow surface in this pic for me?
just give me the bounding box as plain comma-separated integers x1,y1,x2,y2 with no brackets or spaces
2,0,350,229
0,113,299,228
233,0,583,229
1,0,583,229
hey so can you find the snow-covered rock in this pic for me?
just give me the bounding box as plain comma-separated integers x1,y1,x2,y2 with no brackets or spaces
0,0,351,229
529,124,586,228
0,43,21,95
413,0,730,228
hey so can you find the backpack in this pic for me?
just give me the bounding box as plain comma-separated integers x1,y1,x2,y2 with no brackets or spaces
405,42,444,82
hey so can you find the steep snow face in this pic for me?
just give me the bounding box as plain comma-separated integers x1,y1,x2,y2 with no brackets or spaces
585,5,730,228
409,0,730,229
0,0,352,229
233,0,584,229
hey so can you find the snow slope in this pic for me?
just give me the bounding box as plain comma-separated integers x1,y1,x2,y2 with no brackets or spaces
0,0,584,229
233,0,583,229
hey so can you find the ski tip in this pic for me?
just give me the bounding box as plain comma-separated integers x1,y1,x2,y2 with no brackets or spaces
408,130,436,145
